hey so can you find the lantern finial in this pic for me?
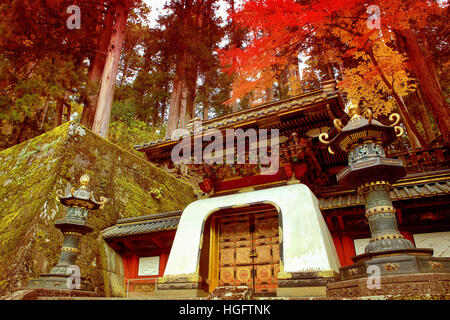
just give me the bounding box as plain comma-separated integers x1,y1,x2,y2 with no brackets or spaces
348,103,360,116
80,174,90,188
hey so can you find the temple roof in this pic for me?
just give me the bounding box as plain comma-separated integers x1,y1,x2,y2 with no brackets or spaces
133,80,344,154
101,210,182,239
319,171,450,210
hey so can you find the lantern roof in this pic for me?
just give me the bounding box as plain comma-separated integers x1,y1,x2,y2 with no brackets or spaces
322,105,403,154
57,174,106,210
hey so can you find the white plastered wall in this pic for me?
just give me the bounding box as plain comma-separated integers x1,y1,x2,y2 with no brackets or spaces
163,184,341,277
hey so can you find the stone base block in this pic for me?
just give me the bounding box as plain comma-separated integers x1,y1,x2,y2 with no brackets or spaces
27,273,93,291
277,286,327,297
327,273,450,298
5,288,97,300
277,271,338,297
155,275,209,298
151,289,209,298
340,253,450,281
206,286,252,300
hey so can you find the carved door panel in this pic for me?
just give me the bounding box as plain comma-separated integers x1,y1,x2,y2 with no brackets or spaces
217,210,279,294
253,214,279,294
218,214,252,287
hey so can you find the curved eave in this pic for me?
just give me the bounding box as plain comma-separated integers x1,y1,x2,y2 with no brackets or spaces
134,89,344,153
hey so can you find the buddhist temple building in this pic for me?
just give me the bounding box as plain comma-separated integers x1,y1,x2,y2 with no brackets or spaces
101,80,450,298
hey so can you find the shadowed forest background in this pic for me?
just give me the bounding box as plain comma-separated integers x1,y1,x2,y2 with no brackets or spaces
0,0,448,154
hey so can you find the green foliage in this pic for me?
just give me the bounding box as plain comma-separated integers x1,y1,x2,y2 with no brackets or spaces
196,67,234,118
108,119,164,155
113,20,174,134
149,187,163,200
0,51,88,150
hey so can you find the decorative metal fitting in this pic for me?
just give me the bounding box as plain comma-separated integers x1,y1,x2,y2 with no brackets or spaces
370,234,404,242
357,181,391,194
429,261,443,270
383,263,400,271
389,113,401,127
348,268,359,276
61,247,80,254
62,232,83,238
365,205,396,218
394,126,404,137
333,119,343,132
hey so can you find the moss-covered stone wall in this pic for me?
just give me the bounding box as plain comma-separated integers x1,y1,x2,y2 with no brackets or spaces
0,121,196,297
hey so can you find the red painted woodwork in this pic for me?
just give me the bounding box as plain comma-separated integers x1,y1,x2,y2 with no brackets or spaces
199,181,208,193
401,230,415,245
293,163,308,180
341,236,356,266
214,171,283,192
201,178,213,193
117,231,175,284
123,251,170,283
332,237,346,266
283,163,293,178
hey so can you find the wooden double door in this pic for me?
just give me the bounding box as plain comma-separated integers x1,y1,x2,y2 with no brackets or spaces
216,208,280,294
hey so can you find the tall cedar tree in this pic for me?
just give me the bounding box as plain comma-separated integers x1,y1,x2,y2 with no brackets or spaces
162,0,224,138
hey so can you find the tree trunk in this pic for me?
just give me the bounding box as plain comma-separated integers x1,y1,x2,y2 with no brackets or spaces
396,28,450,144
92,3,128,138
160,82,169,125
232,99,239,113
53,98,64,128
265,86,274,102
203,103,209,119
166,46,188,138
178,81,189,130
166,77,183,138
39,101,50,130
160,101,166,126
415,85,435,142
420,36,442,92
152,105,158,126
81,5,114,130
53,90,70,128
278,69,289,99
65,101,72,122
183,66,198,128
396,95,423,148
327,63,334,80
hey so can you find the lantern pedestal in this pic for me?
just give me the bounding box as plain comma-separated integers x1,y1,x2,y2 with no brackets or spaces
25,174,106,297
339,249,450,280
320,106,450,298
27,274,94,292
27,219,94,292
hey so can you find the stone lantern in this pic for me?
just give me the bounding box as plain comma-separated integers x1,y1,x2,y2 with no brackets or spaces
319,105,450,284
27,174,106,292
